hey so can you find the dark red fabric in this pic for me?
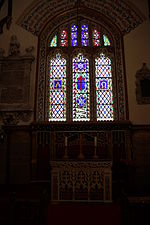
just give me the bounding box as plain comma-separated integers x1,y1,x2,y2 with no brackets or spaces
46,202,121,225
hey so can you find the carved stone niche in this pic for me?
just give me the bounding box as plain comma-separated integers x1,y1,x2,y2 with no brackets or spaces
0,35,35,125
136,63,150,104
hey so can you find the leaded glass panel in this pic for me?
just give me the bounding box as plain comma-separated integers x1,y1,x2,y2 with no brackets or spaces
103,35,110,46
73,53,90,121
81,24,89,46
95,53,114,121
93,29,100,46
50,35,57,47
49,53,66,121
71,25,78,46
61,30,67,47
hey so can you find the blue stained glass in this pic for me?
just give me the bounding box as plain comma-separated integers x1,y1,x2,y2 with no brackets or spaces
71,25,78,46
100,80,108,89
77,76,86,91
82,24,89,46
54,80,62,89
73,53,90,121
76,62,85,71
49,53,66,121
77,96,87,107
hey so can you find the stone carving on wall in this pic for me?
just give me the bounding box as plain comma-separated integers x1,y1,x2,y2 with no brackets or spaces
136,63,150,104
8,35,20,56
36,10,127,121
0,35,34,125
16,0,145,36
0,110,33,125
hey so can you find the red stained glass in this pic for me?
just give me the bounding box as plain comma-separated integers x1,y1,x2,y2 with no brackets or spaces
93,30,100,46
60,30,67,47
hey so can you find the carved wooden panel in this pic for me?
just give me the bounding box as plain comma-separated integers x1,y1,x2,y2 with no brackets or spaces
51,161,112,202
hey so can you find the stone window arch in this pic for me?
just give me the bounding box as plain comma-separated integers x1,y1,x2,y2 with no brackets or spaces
45,20,117,122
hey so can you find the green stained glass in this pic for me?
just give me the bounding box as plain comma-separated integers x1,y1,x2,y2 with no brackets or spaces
95,53,114,121
50,35,57,47
103,35,110,46
49,53,66,121
72,53,90,121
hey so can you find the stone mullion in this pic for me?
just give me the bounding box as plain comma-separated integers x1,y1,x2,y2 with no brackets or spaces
89,53,93,121
91,52,96,122
67,50,72,122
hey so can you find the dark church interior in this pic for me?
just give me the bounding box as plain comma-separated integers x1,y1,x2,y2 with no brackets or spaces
0,0,150,224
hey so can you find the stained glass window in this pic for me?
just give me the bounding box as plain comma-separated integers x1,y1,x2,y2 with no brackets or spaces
60,30,67,47
49,53,66,121
81,24,89,46
95,53,114,121
71,25,78,46
47,23,115,122
72,53,90,121
50,35,57,47
103,35,110,46
93,29,100,46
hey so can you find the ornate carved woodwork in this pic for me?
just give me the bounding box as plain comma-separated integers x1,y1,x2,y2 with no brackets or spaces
51,161,112,202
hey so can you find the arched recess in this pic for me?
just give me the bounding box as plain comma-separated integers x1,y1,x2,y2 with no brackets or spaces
36,7,127,122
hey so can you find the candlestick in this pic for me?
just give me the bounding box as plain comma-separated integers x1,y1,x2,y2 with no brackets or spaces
65,136,67,146
94,136,97,147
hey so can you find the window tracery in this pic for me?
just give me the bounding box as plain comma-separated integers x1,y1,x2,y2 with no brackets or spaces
47,22,114,122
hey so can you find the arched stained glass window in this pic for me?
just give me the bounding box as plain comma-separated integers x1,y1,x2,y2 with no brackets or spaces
50,35,57,47
49,53,66,121
71,25,78,46
103,34,110,46
47,22,116,122
72,53,90,121
93,29,100,46
95,53,113,121
60,30,67,47
81,24,89,46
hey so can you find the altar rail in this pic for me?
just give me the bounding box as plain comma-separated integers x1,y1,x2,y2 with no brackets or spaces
51,161,112,202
